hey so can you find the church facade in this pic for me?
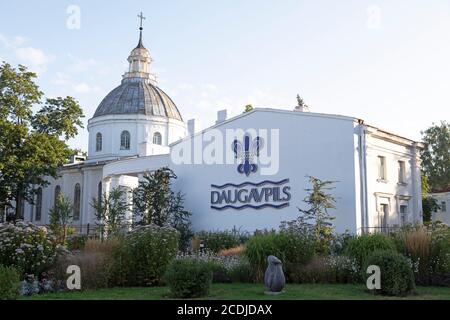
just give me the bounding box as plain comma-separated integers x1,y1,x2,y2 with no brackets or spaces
19,27,424,235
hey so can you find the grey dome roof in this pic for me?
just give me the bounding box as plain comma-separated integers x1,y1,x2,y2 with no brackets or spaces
93,78,183,121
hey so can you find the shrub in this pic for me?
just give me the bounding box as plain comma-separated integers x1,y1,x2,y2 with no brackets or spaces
227,259,254,283
176,250,244,283
344,233,395,272
0,265,20,300
394,224,450,285
196,229,249,253
287,255,359,284
245,231,315,282
109,225,179,286
165,258,212,298
364,250,415,296
66,234,88,251
0,221,57,277
48,239,122,291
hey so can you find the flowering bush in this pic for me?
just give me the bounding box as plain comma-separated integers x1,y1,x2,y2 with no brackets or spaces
109,224,179,286
0,221,57,277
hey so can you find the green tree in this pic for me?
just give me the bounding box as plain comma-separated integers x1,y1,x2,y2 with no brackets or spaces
421,173,440,223
91,186,129,238
0,62,84,220
243,104,253,113
420,121,450,191
132,167,192,250
297,176,337,255
49,194,74,245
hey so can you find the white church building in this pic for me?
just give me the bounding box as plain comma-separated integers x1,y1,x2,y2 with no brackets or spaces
19,25,424,235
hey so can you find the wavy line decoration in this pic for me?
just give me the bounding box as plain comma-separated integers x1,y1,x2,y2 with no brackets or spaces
211,179,289,190
211,203,289,211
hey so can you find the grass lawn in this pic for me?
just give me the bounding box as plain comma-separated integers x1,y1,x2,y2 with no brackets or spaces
21,283,450,300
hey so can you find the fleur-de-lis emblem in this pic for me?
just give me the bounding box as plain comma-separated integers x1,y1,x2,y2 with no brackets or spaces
232,135,264,176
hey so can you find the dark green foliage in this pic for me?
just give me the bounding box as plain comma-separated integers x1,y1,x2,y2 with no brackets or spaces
0,265,20,300
108,225,179,287
285,175,337,255
344,233,395,271
165,258,213,298
132,167,192,251
364,250,415,296
420,121,450,192
227,260,254,283
422,196,440,223
0,62,84,220
66,234,88,251
49,194,74,245
91,186,129,237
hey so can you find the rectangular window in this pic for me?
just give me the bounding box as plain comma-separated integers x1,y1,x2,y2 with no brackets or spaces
378,156,386,180
380,203,389,231
441,201,447,212
400,204,407,225
398,161,406,184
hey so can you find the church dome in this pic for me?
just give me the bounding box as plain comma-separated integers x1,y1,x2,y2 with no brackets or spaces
93,78,183,120
92,20,183,121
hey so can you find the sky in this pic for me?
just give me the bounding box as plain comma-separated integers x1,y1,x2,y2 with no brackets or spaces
0,0,449,151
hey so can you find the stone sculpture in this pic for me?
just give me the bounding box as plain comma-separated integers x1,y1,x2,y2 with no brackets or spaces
264,255,285,294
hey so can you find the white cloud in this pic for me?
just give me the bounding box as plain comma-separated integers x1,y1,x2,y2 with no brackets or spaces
15,46,53,66
72,82,101,94
0,34,53,74
0,34,27,49
51,72,71,86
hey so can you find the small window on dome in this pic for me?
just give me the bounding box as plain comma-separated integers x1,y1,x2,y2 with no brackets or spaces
96,132,102,151
153,132,162,145
120,130,130,150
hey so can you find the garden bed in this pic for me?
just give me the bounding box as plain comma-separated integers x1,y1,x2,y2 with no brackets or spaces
21,283,450,300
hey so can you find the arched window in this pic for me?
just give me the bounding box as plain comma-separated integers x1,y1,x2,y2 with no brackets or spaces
120,130,130,150
73,183,81,221
35,187,42,221
96,132,102,151
98,182,102,207
153,132,162,145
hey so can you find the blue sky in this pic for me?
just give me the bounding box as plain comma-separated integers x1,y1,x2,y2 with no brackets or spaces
1,0,449,151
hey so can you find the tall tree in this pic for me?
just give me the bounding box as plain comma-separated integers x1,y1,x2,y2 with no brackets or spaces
0,62,84,220
420,121,450,192
133,167,192,249
297,176,337,255
49,194,74,245
421,173,440,223
91,186,129,238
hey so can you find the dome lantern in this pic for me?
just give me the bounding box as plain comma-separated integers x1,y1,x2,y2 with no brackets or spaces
122,12,156,83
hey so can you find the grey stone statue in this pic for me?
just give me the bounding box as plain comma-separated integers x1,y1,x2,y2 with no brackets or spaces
264,255,285,294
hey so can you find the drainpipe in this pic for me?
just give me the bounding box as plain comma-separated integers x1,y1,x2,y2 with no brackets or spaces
358,123,369,234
